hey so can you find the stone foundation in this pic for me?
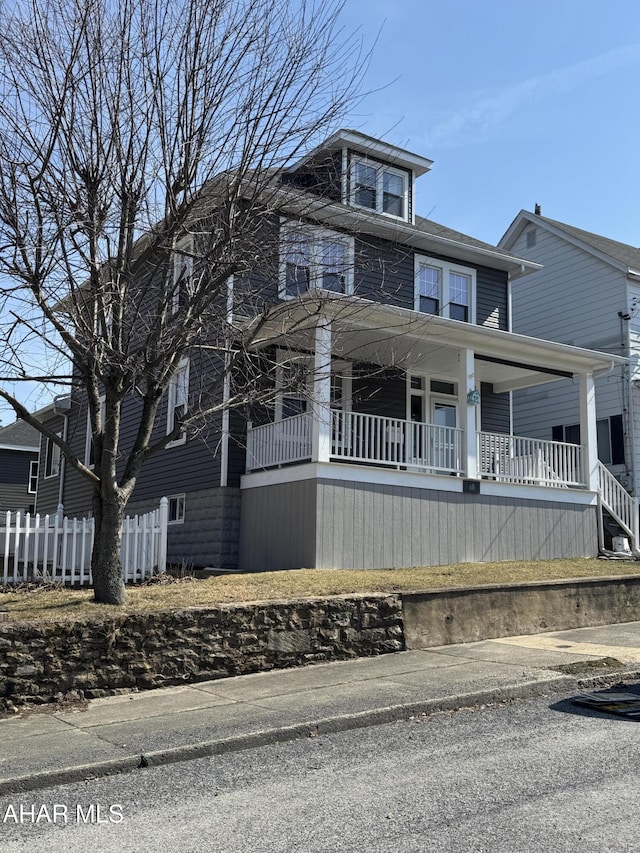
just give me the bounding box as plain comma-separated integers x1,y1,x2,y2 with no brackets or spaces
0,595,403,711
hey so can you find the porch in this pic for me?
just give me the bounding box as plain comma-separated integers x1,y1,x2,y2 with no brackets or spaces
246,411,586,489
238,293,629,570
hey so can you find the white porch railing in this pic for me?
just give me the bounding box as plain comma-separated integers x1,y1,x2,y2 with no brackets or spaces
478,432,585,488
1,498,168,587
598,461,639,551
245,411,464,474
245,417,588,489
246,413,312,470
331,411,463,474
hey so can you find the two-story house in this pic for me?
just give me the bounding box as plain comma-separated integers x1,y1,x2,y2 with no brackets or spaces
500,209,640,549
35,133,625,570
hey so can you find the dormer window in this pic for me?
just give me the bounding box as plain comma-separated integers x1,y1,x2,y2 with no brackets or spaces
350,157,408,220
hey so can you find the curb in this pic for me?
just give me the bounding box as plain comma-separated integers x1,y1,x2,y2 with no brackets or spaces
0,672,576,797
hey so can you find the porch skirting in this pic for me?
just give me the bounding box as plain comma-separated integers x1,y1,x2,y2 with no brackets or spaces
238,466,598,571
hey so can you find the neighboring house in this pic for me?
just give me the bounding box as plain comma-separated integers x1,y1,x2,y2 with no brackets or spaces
0,418,40,514
35,132,625,569
499,209,640,547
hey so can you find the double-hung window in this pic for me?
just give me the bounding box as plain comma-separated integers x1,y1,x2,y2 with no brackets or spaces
350,158,408,220
167,358,190,446
415,256,475,323
28,460,38,494
44,434,61,479
279,224,353,299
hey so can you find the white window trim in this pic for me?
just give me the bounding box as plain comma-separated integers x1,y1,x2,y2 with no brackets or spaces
278,221,354,301
349,156,409,222
171,236,194,315
406,374,459,423
168,493,186,524
167,357,190,447
44,434,61,480
28,460,38,494
414,255,476,324
84,395,106,468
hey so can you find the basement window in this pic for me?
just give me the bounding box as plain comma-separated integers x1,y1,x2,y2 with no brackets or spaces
168,494,185,524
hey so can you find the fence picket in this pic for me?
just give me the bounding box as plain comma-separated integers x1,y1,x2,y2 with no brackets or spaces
0,500,167,587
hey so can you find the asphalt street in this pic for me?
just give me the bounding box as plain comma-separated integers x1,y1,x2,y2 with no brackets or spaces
1,690,639,853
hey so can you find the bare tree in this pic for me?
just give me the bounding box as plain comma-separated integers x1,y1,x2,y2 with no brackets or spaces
0,0,368,604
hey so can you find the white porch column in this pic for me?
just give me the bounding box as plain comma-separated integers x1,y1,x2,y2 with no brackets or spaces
311,316,332,463
579,371,599,491
458,347,478,479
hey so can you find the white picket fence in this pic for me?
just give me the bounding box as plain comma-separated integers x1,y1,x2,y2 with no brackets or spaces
1,498,168,586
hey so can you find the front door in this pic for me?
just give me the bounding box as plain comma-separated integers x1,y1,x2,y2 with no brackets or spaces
432,401,457,471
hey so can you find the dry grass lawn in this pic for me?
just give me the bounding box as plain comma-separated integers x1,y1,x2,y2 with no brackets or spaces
0,557,638,624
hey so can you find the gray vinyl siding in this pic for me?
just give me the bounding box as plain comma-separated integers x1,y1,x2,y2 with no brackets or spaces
480,383,510,433
239,478,597,571
352,367,406,419
510,225,626,349
509,223,630,473
282,150,343,202
353,236,414,308
476,266,509,330
0,449,37,512
234,213,280,310
239,479,317,570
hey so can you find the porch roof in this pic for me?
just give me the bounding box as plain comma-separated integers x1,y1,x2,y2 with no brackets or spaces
251,293,627,394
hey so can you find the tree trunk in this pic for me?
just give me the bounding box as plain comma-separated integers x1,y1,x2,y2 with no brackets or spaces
91,491,126,605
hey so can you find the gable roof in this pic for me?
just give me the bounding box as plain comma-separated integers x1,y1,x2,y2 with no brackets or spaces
286,128,434,177
0,418,40,451
500,210,640,276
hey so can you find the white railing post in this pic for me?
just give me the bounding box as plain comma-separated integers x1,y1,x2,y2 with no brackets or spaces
579,372,599,492
311,316,332,463
458,347,478,479
157,497,169,574
3,510,10,584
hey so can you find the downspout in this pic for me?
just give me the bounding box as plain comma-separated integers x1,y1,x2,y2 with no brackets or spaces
617,311,636,496
53,395,71,510
220,275,234,488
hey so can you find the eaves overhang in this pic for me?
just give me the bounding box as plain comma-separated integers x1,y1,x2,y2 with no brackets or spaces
286,129,434,177
271,188,541,280
500,210,636,277
251,292,626,394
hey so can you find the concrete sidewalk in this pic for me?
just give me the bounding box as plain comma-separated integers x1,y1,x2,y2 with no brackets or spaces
3,621,640,795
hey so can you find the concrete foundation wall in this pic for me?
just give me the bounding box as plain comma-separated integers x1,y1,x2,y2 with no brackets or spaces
403,575,640,648
128,487,241,569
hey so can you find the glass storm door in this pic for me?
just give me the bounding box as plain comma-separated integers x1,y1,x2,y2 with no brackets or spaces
432,402,457,470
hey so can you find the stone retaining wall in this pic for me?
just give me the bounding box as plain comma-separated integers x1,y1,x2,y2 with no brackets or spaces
0,595,403,711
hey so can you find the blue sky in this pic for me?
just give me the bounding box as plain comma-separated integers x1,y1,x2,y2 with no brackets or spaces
340,0,640,246
3,0,640,423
